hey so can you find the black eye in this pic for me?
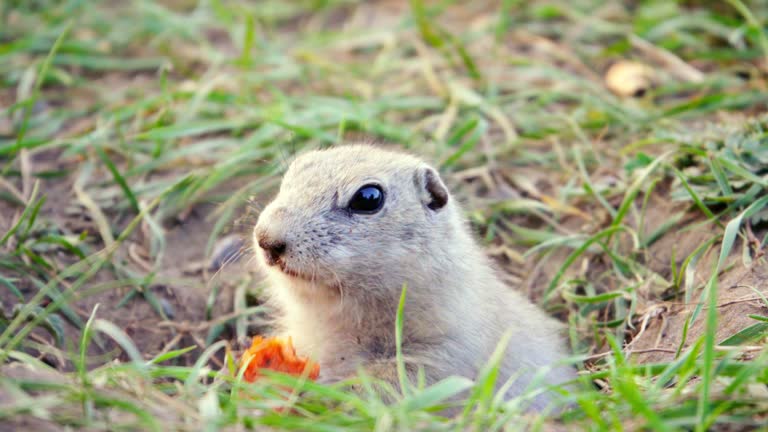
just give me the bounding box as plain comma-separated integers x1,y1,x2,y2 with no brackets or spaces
348,184,384,214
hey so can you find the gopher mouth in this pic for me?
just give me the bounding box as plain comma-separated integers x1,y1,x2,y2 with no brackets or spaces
257,247,311,281
274,261,342,291
274,261,313,281
259,250,333,287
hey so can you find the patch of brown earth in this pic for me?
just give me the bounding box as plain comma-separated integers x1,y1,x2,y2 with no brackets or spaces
628,255,768,363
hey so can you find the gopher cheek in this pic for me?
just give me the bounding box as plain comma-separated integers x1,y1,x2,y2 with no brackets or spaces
324,245,357,267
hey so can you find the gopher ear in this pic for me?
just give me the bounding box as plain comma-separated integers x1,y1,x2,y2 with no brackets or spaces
415,165,449,211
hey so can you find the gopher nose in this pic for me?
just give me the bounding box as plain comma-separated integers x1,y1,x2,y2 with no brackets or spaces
256,232,287,266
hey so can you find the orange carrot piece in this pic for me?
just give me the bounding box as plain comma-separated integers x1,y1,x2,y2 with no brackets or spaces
240,336,320,382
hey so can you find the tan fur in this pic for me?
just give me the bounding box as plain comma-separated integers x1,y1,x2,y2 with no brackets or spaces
253,144,576,411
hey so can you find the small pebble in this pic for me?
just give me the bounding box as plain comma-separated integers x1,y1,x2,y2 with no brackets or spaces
160,297,176,320
210,235,245,271
604,60,656,98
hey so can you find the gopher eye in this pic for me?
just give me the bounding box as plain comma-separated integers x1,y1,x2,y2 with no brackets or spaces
348,184,384,214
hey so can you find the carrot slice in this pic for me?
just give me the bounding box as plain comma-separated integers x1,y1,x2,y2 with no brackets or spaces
240,336,320,382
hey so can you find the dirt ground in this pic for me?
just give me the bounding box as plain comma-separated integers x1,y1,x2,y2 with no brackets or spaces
0,161,256,367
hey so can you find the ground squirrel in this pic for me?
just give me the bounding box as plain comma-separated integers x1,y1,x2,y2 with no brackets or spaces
252,144,577,411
